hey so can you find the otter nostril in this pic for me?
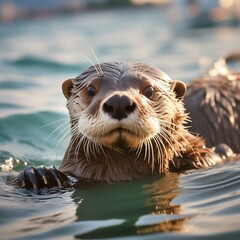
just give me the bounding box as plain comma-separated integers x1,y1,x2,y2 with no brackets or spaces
126,102,136,114
103,103,113,114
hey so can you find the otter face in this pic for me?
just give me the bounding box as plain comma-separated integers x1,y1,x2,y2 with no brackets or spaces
62,62,186,153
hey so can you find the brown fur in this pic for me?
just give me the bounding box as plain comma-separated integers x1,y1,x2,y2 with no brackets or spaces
185,52,240,153
59,62,226,182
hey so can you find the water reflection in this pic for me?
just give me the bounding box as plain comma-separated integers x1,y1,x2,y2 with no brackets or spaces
70,173,190,238
144,173,181,215
1,162,240,239
136,173,193,235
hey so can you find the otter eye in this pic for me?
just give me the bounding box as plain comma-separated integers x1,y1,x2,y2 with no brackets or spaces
87,85,97,97
143,86,154,98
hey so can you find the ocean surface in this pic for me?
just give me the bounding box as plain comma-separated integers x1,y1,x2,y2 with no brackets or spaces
0,6,240,240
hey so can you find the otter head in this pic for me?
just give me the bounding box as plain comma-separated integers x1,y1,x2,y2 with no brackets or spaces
62,62,187,168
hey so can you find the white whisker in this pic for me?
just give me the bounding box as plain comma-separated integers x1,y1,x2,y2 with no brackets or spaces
89,46,104,77
79,52,101,77
42,121,69,147
37,118,69,130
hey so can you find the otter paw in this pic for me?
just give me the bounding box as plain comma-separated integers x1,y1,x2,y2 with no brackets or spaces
215,144,234,158
18,166,69,190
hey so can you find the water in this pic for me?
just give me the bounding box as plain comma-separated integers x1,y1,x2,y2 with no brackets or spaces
0,6,240,240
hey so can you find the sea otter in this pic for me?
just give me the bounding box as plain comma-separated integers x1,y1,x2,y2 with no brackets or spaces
184,52,240,153
18,61,236,189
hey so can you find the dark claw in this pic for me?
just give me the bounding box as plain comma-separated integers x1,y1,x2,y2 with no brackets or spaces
53,166,69,182
18,172,26,188
23,166,38,189
18,165,70,190
36,166,48,185
49,167,62,187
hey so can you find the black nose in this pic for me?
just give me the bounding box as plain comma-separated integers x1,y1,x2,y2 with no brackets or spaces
103,95,136,120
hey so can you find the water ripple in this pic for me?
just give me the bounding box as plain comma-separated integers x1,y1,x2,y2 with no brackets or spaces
7,56,81,71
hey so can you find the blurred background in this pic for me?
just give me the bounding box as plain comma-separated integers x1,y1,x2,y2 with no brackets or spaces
0,0,240,159
1,0,240,26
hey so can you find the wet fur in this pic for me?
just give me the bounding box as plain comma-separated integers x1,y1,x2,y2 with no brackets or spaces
59,62,222,182
185,53,240,153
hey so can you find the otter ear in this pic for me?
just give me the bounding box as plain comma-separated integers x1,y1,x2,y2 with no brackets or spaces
62,78,74,99
170,80,186,99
